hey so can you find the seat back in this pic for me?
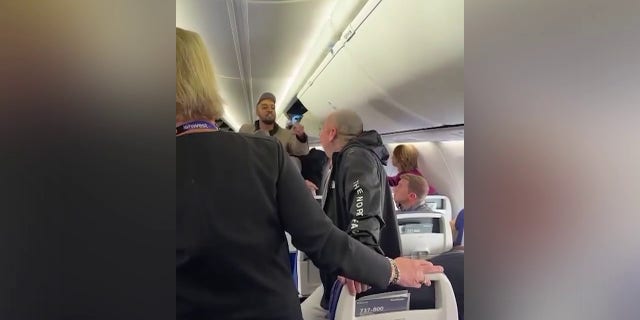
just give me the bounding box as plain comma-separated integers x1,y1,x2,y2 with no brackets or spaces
397,212,453,258
285,232,299,292
296,250,322,297
329,273,458,320
425,195,452,222
286,196,324,296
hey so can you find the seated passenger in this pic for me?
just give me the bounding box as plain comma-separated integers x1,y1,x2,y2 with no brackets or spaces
451,209,464,249
393,173,435,212
387,144,437,195
176,27,444,320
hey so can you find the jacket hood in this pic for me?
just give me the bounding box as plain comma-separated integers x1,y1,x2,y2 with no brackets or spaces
343,130,389,165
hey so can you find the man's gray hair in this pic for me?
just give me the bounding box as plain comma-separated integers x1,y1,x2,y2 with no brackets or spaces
333,110,363,141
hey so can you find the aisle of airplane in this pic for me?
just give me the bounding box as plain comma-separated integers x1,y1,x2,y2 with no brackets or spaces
178,0,463,319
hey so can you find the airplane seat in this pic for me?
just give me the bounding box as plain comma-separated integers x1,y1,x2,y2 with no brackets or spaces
285,232,299,291
290,251,298,289
290,195,324,297
328,273,458,320
397,212,453,259
286,234,321,297
425,195,453,222
296,250,322,297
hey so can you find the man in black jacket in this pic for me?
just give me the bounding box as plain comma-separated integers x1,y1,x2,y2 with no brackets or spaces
301,110,401,319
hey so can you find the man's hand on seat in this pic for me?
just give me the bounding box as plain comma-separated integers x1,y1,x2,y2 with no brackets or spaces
394,257,444,288
337,276,370,296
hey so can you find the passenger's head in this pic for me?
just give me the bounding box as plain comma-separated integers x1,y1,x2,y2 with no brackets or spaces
393,173,429,209
391,144,419,172
176,27,223,123
256,92,276,125
319,110,363,158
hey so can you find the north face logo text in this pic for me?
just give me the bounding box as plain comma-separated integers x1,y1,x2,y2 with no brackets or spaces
353,180,364,217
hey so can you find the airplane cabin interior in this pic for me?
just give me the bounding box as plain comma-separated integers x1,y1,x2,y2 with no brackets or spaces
177,0,463,318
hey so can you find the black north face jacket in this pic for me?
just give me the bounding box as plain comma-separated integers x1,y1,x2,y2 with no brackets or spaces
319,130,401,309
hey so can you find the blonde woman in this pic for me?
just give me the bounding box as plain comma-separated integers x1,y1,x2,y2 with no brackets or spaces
387,144,437,194
175,27,443,320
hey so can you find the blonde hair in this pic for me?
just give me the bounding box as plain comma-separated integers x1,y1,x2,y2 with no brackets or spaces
176,27,223,121
392,144,419,172
400,173,429,200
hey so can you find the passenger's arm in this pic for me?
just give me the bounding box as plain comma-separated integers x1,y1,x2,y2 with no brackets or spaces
237,124,254,134
341,149,385,254
387,174,400,186
287,130,309,156
274,142,390,288
455,211,464,231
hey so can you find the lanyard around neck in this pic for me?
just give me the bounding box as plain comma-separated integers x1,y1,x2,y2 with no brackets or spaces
176,120,218,136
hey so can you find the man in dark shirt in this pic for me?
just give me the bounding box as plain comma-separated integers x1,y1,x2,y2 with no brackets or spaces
298,148,328,194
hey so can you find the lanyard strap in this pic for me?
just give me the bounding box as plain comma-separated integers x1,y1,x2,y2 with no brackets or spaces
176,120,218,135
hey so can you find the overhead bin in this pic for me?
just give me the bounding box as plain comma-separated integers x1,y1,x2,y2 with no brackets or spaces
298,0,463,135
